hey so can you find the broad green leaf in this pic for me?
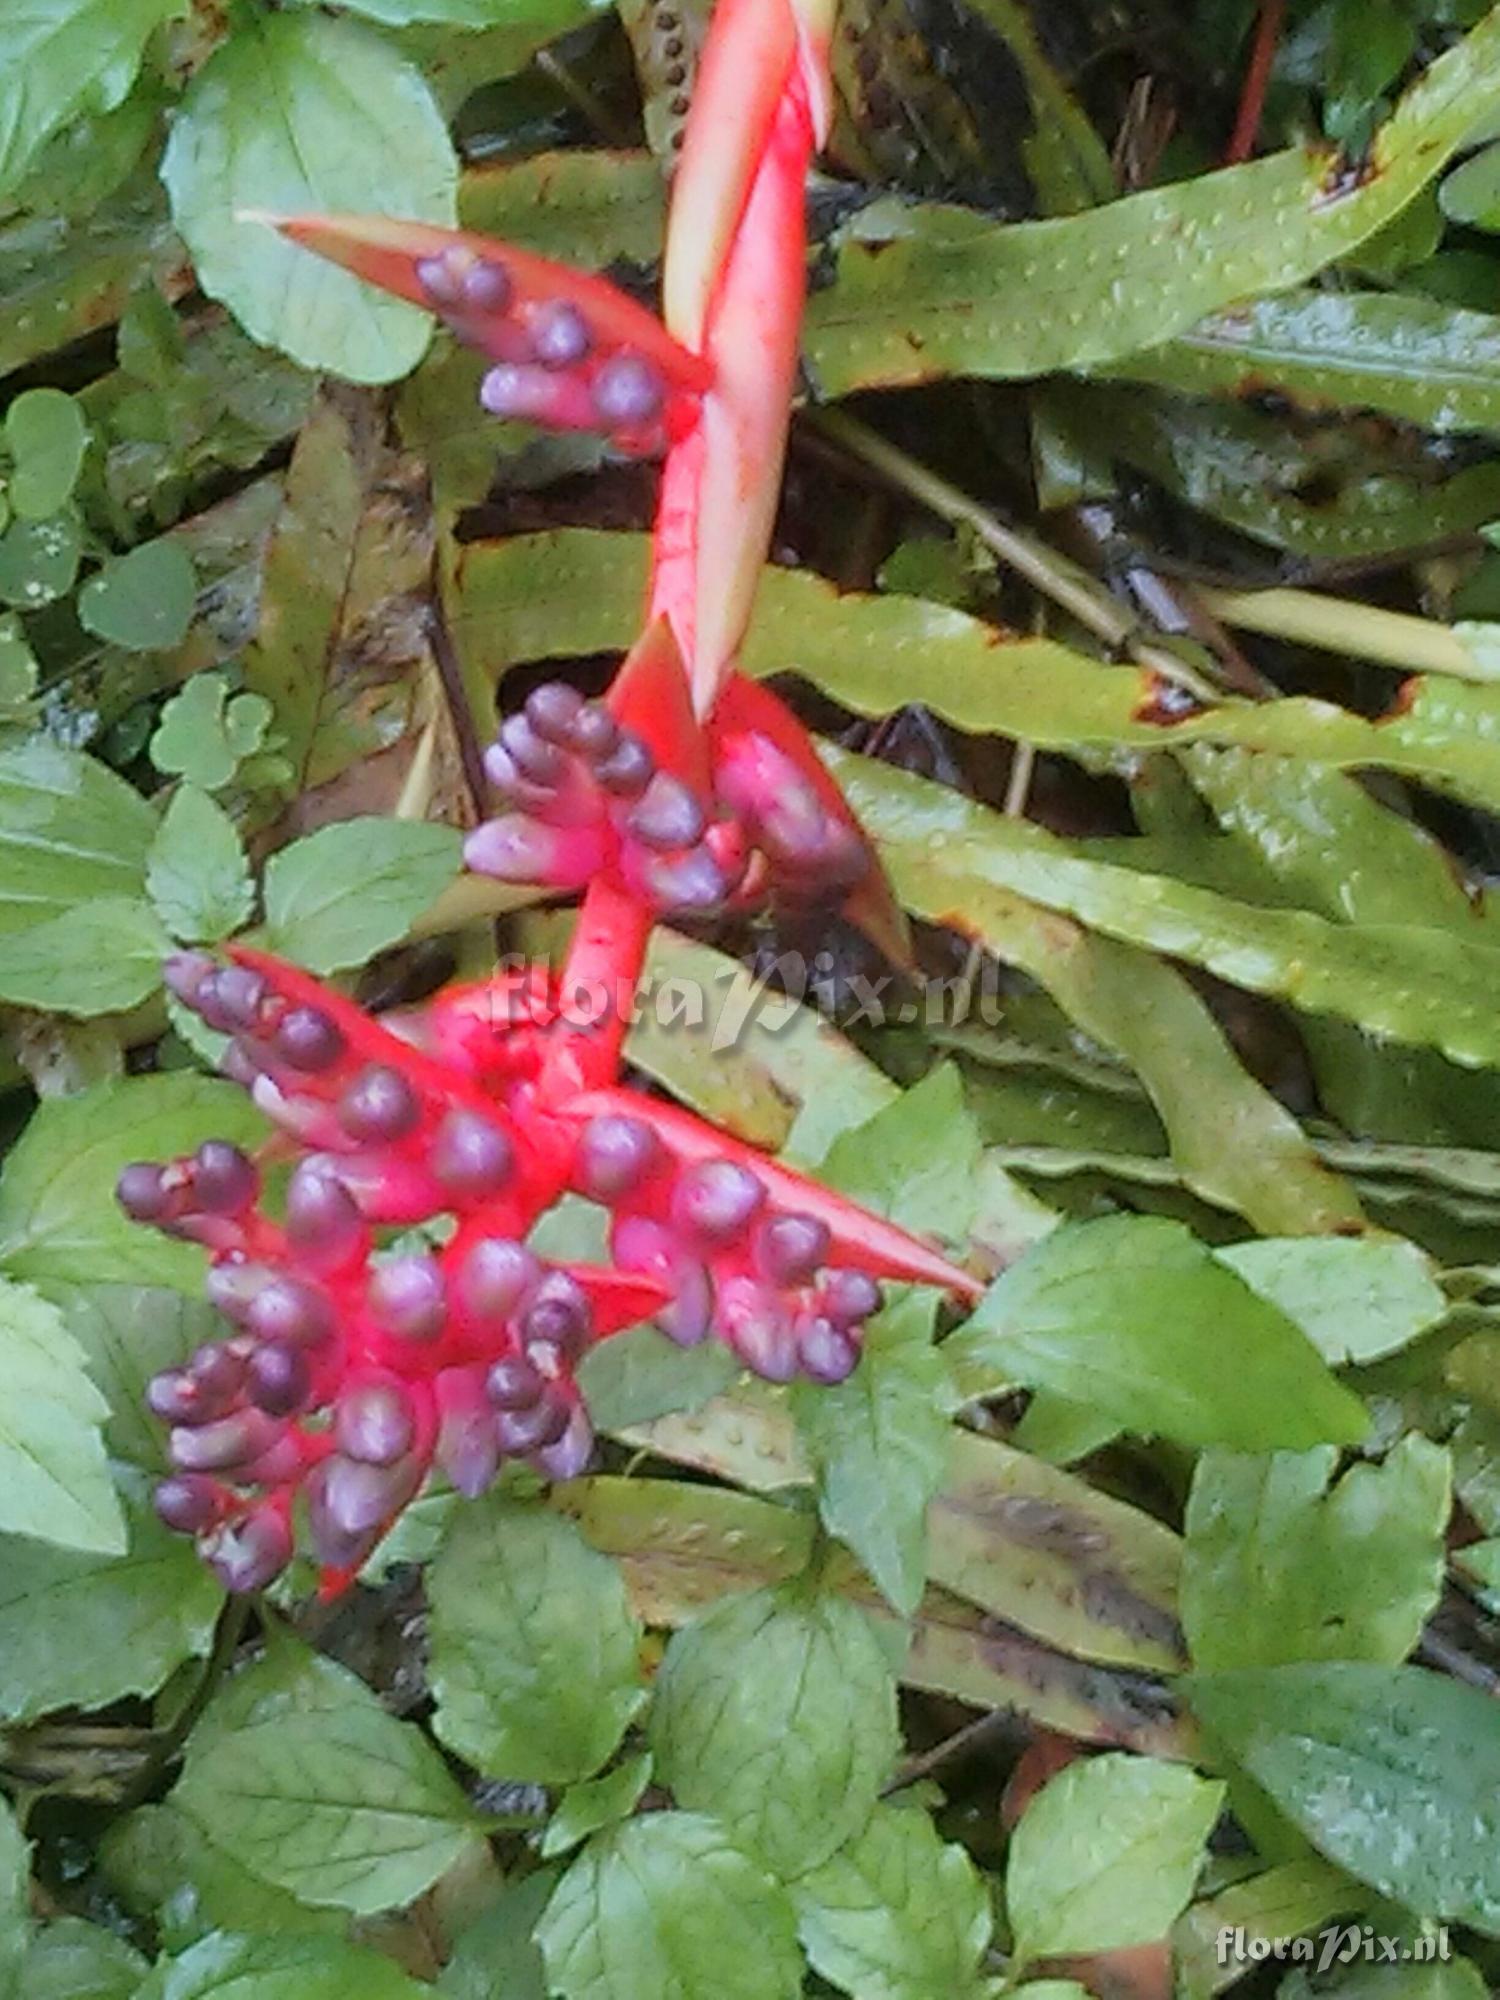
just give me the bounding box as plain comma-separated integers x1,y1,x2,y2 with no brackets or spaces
5,389,88,519
19,1917,147,2000
0,1482,221,1724
928,1428,1184,1673
817,1061,979,1244
0,1796,27,1998
1006,1753,1224,1965
263,817,462,974
0,512,81,608
1100,290,1500,437
428,1496,645,1783
0,1074,265,1293
0,737,155,936
174,1636,481,1915
578,1318,740,1431
455,526,1500,820
439,1871,554,1999
1281,1961,1489,2000
134,1931,430,1999
78,540,197,652
1439,138,1500,228
650,1584,897,1877
792,1289,954,1614
0,617,38,724
949,1216,1369,1451
1182,1436,1450,1672
1174,1858,1357,1996
802,9,1500,391
541,1755,652,1861
60,1284,220,1471
0,896,168,1015
161,10,456,384
1216,1238,1446,1366
792,1804,993,2000
0,0,175,199
1187,1663,1500,1932
537,1813,802,2000
0,1277,124,1556
150,673,272,792
147,785,254,944
101,1802,344,1950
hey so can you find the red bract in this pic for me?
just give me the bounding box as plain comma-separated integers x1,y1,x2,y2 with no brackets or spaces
121,0,976,1596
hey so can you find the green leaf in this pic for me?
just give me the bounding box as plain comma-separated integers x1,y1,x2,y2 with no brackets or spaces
428,1495,645,1784
439,1871,554,1999
1174,1858,1357,1998
0,0,175,199
792,1804,994,2000
0,512,80,608
174,1635,482,1915
1186,1663,1500,1932
160,10,456,384
150,673,273,792
147,785,254,944
792,1289,954,1614
541,1754,653,1861
577,1319,740,1431
1183,1437,1449,1673
1440,140,1500,229
101,1801,344,1950
1281,1961,1490,2000
78,539,197,652
0,617,38,724
802,9,1500,392
650,1584,897,1877
817,1062,980,1244
0,1796,28,1998
0,896,168,1015
1005,1752,1224,1965
537,1814,802,2000
350,0,594,20
1215,1238,1446,1366
948,1216,1369,1451
19,1917,148,2000
4,389,88,519
263,817,462,974
60,1285,220,1472
134,1931,430,2000
0,1482,221,1724
0,1073,266,1295
0,1277,124,1556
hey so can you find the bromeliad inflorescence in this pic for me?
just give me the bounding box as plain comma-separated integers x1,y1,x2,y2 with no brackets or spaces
118,0,978,1597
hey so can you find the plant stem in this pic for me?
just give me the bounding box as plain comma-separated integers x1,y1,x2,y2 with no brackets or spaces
1197,584,1493,682
807,409,1222,703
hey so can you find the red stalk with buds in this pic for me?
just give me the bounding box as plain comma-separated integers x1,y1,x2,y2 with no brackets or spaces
119,0,978,1599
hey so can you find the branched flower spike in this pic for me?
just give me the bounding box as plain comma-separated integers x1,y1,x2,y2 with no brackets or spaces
121,0,978,1597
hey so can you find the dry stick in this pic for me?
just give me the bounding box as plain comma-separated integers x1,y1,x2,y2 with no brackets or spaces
1224,0,1287,165
1198,584,1491,682
807,409,1223,703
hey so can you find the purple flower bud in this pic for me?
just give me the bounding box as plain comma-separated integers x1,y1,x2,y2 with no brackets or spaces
531,300,592,366
285,1163,365,1271
339,1065,421,1144
274,1006,346,1072
636,847,727,912
431,1109,514,1199
525,681,584,742
246,1341,312,1416
462,257,512,312
220,1041,261,1088
754,1213,831,1287
464,814,604,886
495,1395,570,1455
458,1238,539,1322
672,1158,765,1244
565,701,618,760
189,1340,248,1403
574,1114,661,1201
163,950,216,1007
187,971,236,1033
169,1408,282,1474
717,1278,797,1383
819,1270,882,1328
480,362,596,427
485,1353,545,1410
435,1368,501,1499
367,1255,446,1343
335,1379,416,1465
499,713,566,786
308,1455,417,1568
213,964,270,1033
797,1315,861,1385
536,1406,594,1481
628,772,706,851
117,1163,169,1223
193,1141,259,1215
245,1275,334,1347
206,1257,278,1323
416,252,463,305
154,1474,225,1535
593,731,653,798
612,1216,712,1346
593,353,664,425
147,1368,210,1426
201,1505,293,1593
521,1272,592,1360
